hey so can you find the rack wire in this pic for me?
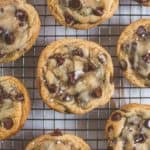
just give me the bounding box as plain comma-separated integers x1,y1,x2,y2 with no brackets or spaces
0,0,150,149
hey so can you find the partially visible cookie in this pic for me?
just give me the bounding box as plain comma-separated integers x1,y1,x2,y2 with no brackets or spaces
47,0,119,30
117,19,150,87
37,38,114,114
26,130,91,150
135,0,150,7
105,104,150,150
0,0,40,63
0,76,30,140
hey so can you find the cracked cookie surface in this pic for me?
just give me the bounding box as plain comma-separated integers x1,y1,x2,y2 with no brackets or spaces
26,130,90,150
105,104,150,150
47,0,119,29
0,0,40,63
37,38,114,114
117,19,150,87
0,76,30,140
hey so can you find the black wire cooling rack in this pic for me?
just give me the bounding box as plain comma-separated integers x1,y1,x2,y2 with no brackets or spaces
0,0,150,150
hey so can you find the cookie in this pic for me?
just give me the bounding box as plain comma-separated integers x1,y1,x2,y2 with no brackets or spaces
26,130,90,150
0,76,30,140
0,0,40,64
117,19,150,87
47,0,119,30
135,0,150,6
105,104,150,150
37,38,114,114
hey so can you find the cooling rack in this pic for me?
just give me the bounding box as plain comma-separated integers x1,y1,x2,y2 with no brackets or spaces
0,0,150,149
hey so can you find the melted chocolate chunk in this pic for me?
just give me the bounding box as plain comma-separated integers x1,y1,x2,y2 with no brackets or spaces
2,118,13,129
134,134,146,143
83,62,96,72
15,9,28,22
69,0,82,10
93,7,104,16
51,129,62,136
91,87,102,98
64,11,76,25
15,93,24,101
4,31,15,45
54,54,65,66
72,48,83,57
142,52,150,63
136,26,147,37
144,119,150,129
119,60,127,71
68,72,76,85
111,112,122,121
108,125,114,132
48,84,57,93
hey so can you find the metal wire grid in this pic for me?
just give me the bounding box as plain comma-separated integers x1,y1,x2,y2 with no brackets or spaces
0,0,149,149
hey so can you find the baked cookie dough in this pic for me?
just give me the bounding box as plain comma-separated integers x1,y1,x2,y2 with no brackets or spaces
26,130,90,150
0,76,30,140
47,0,119,29
0,0,40,64
105,104,150,150
135,0,150,7
117,19,150,87
37,38,114,114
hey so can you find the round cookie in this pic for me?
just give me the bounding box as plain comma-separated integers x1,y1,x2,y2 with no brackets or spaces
117,19,150,87
135,0,150,7
0,76,30,140
37,38,114,114
47,0,119,30
0,0,40,64
105,104,150,150
26,130,90,150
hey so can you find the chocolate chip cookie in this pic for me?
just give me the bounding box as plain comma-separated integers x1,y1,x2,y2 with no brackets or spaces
37,38,114,114
135,0,150,6
105,104,150,150
26,130,90,150
0,0,40,64
0,76,30,140
117,19,150,87
47,0,119,29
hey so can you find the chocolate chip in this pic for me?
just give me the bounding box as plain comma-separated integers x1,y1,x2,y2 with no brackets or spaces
108,125,114,132
69,0,82,10
91,87,102,98
2,118,13,129
144,119,150,129
15,9,28,22
119,60,127,71
136,26,147,37
0,27,4,37
0,8,4,13
54,54,65,66
72,48,83,57
134,134,146,143
51,129,62,136
83,62,96,72
15,93,24,101
93,7,104,16
98,54,107,64
4,31,15,45
142,52,150,63
68,72,76,85
64,11,76,25
111,112,122,121
48,84,57,93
